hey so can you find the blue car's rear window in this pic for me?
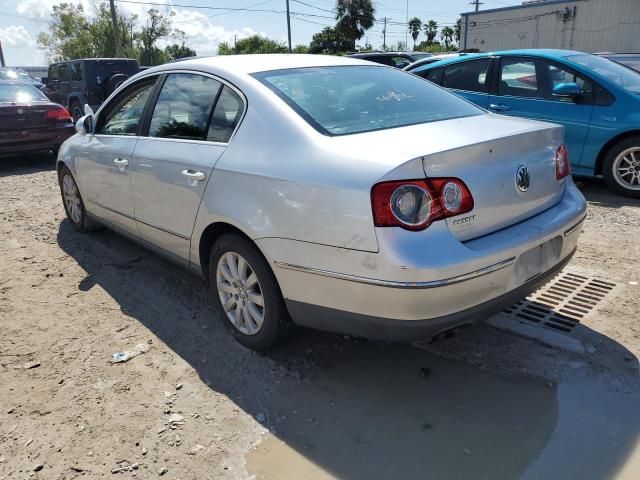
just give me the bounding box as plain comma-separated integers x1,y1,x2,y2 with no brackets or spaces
254,66,483,136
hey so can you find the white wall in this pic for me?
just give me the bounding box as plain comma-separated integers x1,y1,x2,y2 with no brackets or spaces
462,0,640,53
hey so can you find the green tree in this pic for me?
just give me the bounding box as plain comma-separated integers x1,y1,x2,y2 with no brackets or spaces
454,18,462,46
408,17,422,49
441,26,454,49
335,0,375,50
164,43,197,61
217,35,287,55
308,27,351,55
423,20,438,45
292,44,310,53
137,9,174,65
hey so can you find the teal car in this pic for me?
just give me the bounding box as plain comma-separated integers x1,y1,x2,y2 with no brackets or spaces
406,50,640,197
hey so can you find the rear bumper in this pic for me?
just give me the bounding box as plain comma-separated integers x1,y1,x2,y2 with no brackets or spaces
259,180,587,340
0,125,75,155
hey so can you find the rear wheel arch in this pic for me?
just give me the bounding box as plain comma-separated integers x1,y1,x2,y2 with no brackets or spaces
595,130,640,175
198,222,272,285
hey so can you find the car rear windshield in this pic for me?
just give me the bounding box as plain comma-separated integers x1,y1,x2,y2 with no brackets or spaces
254,65,483,136
0,84,48,103
568,54,640,94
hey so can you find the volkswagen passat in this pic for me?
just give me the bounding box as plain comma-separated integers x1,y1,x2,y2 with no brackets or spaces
57,55,586,350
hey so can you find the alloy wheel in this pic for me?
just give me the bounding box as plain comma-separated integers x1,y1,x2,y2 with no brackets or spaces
62,174,82,224
215,251,265,335
613,147,640,191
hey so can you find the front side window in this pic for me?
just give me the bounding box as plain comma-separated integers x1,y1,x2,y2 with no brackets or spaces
499,59,541,98
149,73,221,140
207,86,243,143
442,59,490,93
97,80,156,135
255,66,483,136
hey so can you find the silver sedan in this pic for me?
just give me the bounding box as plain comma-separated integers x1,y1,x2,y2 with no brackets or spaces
57,54,587,350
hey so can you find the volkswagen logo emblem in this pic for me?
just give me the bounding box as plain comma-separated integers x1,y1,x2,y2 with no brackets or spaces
516,165,530,192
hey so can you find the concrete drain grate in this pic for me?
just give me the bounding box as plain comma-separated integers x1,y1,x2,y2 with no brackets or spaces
501,272,616,333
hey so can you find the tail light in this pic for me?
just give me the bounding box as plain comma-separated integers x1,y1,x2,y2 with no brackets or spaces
47,107,72,122
555,143,570,180
371,178,474,231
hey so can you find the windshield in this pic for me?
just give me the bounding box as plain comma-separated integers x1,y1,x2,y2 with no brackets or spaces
0,84,48,103
0,69,33,81
568,54,640,93
254,65,483,136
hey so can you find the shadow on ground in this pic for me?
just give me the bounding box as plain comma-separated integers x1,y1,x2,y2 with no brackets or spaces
0,152,56,178
577,178,640,209
56,219,640,480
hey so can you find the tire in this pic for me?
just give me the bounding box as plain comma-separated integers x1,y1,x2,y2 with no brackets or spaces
58,165,100,232
208,233,292,350
105,74,129,96
69,99,83,123
602,136,640,198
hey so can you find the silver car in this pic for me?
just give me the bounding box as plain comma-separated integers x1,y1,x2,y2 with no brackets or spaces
57,54,587,350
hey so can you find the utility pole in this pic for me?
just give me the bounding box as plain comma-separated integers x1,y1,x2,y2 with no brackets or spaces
405,0,408,51
382,17,389,50
470,0,483,12
285,0,292,53
0,41,5,67
109,0,121,57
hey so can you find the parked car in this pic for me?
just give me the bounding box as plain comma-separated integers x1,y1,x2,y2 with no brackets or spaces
347,52,417,69
408,49,640,197
57,55,586,350
595,53,640,73
0,67,45,91
44,58,139,122
404,53,471,71
0,80,74,156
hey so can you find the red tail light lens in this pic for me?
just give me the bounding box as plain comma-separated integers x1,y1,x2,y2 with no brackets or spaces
47,107,72,122
371,178,474,231
555,143,570,180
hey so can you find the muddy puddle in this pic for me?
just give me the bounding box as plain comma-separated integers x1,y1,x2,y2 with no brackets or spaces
247,338,640,480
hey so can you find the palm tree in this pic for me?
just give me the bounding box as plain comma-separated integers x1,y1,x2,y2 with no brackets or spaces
423,20,438,45
454,18,462,46
441,26,454,49
408,17,422,49
335,0,376,50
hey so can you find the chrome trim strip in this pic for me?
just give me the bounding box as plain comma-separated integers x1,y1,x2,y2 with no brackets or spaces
564,214,587,237
274,257,516,290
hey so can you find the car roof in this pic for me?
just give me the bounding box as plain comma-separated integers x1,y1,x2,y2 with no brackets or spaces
145,54,373,76
413,49,590,69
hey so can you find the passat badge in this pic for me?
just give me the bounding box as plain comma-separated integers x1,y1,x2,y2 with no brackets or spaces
516,165,530,192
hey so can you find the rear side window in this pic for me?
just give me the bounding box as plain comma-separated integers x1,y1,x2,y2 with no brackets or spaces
49,65,59,81
442,59,490,93
207,86,243,143
498,59,541,98
149,73,222,140
414,67,443,85
255,65,482,136
71,63,83,81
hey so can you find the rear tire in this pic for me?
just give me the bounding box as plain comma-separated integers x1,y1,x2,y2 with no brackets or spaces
58,165,100,232
602,136,640,198
209,233,292,351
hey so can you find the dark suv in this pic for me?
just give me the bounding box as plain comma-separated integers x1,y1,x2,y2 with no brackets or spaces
44,58,139,121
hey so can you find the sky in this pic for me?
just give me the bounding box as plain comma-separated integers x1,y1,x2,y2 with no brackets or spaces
0,0,522,66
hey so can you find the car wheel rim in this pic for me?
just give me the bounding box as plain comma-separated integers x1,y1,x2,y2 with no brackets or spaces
62,174,82,224
613,147,640,191
216,252,265,335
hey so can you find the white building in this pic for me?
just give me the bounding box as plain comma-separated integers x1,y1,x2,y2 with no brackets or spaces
461,0,640,53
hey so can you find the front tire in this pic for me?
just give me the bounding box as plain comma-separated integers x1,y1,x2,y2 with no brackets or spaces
209,233,292,350
602,136,640,198
58,165,100,232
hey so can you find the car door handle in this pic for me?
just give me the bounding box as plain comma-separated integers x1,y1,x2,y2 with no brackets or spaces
181,170,205,181
489,104,512,112
113,158,129,167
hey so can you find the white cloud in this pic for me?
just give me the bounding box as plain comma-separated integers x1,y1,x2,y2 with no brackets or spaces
0,25,36,48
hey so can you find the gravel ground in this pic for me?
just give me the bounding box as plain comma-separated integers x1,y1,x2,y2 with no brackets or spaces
1,154,639,480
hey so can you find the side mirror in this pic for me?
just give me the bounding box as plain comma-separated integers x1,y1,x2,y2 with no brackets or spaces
76,115,95,135
552,82,581,97
84,104,94,116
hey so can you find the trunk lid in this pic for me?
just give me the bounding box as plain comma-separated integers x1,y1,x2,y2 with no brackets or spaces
422,124,565,241
0,102,68,133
